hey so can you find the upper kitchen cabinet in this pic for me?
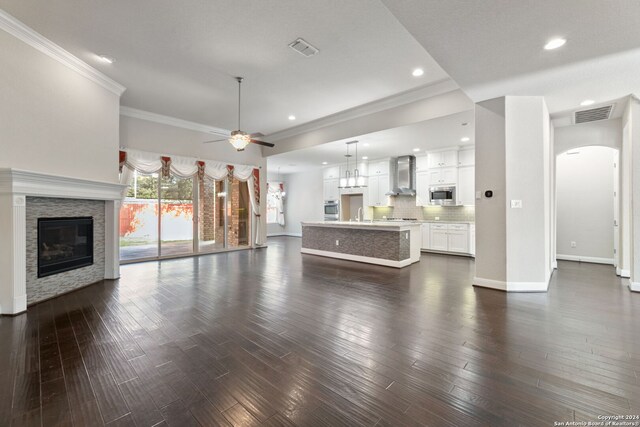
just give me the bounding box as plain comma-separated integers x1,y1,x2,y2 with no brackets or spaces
415,172,430,206
458,148,475,167
457,166,475,205
428,167,457,186
323,178,339,201
369,159,390,176
415,155,430,172
368,174,390,206
428,150,458,169
322,166,340,180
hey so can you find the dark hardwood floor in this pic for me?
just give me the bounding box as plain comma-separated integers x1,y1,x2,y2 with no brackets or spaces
2,236,639,426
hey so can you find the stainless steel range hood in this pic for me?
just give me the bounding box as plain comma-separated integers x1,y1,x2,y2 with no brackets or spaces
386,155,416,196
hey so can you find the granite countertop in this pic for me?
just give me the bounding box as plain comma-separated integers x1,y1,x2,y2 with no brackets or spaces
419,220,475,224
302,221,421,229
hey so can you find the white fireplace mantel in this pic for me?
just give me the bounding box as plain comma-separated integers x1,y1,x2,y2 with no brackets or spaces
0,168,126,315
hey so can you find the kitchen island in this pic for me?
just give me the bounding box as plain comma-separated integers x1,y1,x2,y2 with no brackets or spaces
301,221,421,268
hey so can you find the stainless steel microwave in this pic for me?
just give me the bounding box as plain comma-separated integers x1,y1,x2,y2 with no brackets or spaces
429,186,456,205
324,200,339,221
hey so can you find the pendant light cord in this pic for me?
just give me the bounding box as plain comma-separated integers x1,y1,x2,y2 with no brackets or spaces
236,77,242,130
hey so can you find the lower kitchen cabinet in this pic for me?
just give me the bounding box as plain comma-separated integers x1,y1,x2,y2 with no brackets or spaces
422,222,473,256
429,224,449,251
420,223,430,249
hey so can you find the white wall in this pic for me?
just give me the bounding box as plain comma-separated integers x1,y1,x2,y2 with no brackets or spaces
554,118,622,154
475,98,507,283
475,96,552,291
505,96,551,284
626,97,640,290
266,172,286,236
556,146,615,263
0,30,121,183
120,115,268,243
280,169,324,236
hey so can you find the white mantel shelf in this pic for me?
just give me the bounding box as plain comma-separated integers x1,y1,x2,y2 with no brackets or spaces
0,168,125,315
0,168,126,200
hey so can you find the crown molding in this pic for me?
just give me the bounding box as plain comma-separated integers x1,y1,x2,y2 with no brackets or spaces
0,9,126,96
265,78,459,142
120,106,231,137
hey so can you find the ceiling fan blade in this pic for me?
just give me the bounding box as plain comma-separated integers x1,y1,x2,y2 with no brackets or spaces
250,132,265,138
250,139,275,148
202,138,227,144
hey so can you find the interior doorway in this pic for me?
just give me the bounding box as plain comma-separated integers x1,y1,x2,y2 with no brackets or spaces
555,146,619,266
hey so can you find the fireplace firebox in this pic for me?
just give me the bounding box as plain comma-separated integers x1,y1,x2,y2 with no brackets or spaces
38,217,94,277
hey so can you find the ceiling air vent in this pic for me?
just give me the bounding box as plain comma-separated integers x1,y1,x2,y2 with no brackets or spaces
288,38,319,57
574,105,613,124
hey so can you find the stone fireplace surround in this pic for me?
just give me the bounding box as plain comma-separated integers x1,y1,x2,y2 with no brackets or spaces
0,168,125,315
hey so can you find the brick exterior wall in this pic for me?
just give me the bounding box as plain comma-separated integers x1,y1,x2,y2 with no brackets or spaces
228,178,240,247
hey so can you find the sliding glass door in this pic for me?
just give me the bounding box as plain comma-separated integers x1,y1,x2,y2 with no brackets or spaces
160,175,194,256
119,172,252,262
198,175,226,252
120,171,159,261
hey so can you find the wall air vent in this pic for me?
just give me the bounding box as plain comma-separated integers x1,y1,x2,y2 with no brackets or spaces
288,38,319,57
574,105,613,124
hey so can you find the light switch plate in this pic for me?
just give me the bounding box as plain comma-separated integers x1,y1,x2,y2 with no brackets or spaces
476,191,481,200
510,200,522,208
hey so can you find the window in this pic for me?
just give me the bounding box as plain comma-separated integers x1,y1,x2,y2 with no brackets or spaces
119,170,251,262
266,182,283,224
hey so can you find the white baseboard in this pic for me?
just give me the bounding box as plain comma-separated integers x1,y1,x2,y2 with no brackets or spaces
301,248,413,268
473,275,550,293
617,268,631,278
629,281,640,292
267,232,301,238
556,254,614,265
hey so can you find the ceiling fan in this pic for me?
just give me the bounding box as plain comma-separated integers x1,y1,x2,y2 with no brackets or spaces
203,77,275,151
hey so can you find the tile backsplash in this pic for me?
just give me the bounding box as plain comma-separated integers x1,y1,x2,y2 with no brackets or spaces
368,196,475,222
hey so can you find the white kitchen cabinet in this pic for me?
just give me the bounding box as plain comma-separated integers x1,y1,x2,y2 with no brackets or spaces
322,166,340,180
369,160,389,176
428,150,458,169
457,166,475,205
415,172,430,206
415,155,430,172
367,174,390,206
470,224,476,256
458,149,475,166
428,167,458,186
323,178,339,201
421,223,430,249
429,224,449,251
447,224,469,253
423,222,472,255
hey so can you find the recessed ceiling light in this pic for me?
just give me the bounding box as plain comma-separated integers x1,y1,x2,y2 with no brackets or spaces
544,38,566,50
98,54,116,64
288,115,296,121
412,68,424,77
461,137,470,142
413,148,420,152
363,143,370,147
362,156,368,160
580,99,595,106
322,161,328,165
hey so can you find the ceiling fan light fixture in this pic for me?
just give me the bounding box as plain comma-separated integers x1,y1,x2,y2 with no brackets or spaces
229,131,251,151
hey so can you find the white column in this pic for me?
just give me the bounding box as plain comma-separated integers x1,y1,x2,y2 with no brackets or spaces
0,194,27,314
104,200,120,280
628,98,640,291
474,96,553,292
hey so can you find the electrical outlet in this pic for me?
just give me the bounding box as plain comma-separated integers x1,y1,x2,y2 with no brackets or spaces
336,240,339,246
435,216,440,220
571,241,577,248
405,232,409,239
